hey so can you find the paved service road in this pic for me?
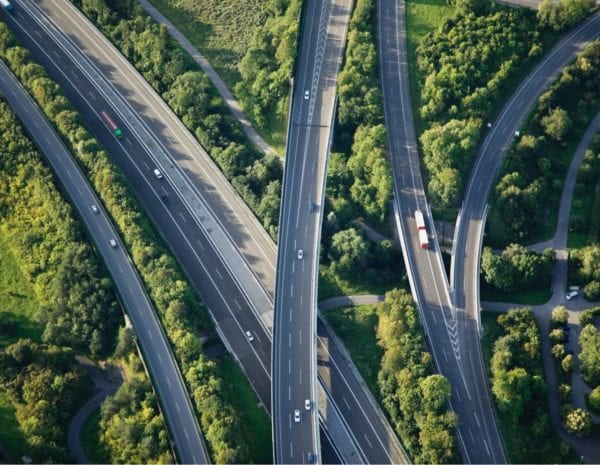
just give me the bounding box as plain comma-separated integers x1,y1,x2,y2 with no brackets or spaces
378,0,506,462
4,2,406,464
273,0,352,462
0,60,209,464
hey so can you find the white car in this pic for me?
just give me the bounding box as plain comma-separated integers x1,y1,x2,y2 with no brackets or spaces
91,204,99,214
305,399,311,410
294,409,301,423
297,249,304,260
153,168,163,179
566,291,578,301
109,238,117,248
514,130,520,137
304,90,310,100
245,330,254,342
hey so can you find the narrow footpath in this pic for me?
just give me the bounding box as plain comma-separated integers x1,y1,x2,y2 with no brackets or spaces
139,0,276,156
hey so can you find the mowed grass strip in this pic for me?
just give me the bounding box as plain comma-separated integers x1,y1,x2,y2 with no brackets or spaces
405,0,455,133
0,230,42,348
146,0,268,89
219,355,272,463
323,305,382,398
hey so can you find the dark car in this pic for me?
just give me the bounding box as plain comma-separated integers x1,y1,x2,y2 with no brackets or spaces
309,202,317,212
161,195,170,205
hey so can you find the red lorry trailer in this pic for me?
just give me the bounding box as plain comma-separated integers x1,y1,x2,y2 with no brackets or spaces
415,210,429,249
100,111,123,139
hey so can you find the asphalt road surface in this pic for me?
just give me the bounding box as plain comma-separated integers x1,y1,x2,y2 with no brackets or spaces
0,60,209,464
273,0,352,462
378,0,506,462
2,2,406,463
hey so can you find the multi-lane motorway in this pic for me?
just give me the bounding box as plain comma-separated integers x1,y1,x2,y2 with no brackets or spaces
273,0,351,462
0,61,209,464
378,0,506,463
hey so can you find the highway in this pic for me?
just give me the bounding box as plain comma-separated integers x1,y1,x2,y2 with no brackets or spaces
3,2,408,464
273,0,351,462
0,60,209,464
378,0,506,462
451,13,600,459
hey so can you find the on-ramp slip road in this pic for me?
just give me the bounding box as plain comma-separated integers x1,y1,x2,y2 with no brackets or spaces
0,60,209,464
378,0,506,463
273,0,352,462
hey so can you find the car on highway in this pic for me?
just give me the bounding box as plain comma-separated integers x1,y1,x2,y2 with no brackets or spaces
91,204,99,214
305,399,311,410
309,202,317,212
294,409,301,423
304,90,310,100
566,290,579,301
161,195,170,205
109,238,117,248
307,452,315,463
297,249,303,260
153,168,163,179
245,330,254,342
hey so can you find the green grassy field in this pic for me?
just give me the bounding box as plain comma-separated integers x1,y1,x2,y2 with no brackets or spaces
323,305,382,399
146,0,267,89
481,284,551,306
405,0,455,134
145,0,285,152
219,355,272,463
318,266,402,301
0,231,42,348
0,390,30,460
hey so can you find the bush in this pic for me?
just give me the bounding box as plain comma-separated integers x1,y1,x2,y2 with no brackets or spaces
481,245,554,293
584,280,600,301
537,0,595,32
589,386,600,410
562,406,592,436
552,305,569,325
559,383,573,403
561,354,575,372
579,324,600,386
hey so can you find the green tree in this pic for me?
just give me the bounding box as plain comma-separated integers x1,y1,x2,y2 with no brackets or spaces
563,407,592,436
579,324,600,385
329,228,370,278
541,107,571,141
588,386,600,411
561,354,575,372
552,305,569,325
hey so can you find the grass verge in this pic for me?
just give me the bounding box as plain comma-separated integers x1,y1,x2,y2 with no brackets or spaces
405,0,455,136
0,231,42,347
480,284,551,305
318,266,402,301
219,355,272,463
323,305,382,396
80,408,110,464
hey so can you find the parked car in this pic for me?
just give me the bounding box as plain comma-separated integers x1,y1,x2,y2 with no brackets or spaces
566,291,579,301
